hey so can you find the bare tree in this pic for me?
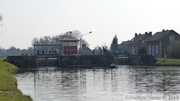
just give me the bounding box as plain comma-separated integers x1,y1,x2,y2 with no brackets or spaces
32,30,89,47
32,37,39,45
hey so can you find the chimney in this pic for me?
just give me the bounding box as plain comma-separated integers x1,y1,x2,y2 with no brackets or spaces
149,31,152,36
162,29,165,32
135,33,138,37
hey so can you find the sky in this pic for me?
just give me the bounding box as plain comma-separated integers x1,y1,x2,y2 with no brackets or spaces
0,0,180,49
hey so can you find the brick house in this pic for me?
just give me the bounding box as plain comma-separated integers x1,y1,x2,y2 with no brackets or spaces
119,30,180,58
119,32,152,54
146,30,180,58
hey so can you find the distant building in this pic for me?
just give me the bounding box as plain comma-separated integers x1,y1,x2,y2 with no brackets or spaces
34,38,79,55
81,44,93,55
93,47,104,55
119,32,152,54
61,39,79,55
146,30,180,58
119,30,180,58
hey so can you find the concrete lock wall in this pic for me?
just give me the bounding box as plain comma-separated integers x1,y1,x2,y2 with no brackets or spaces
6,54,156,68
6,56,38,68
58,55,115,67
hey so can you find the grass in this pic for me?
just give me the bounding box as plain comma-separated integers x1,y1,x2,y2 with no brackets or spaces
155,58,180,66
0,58,32,101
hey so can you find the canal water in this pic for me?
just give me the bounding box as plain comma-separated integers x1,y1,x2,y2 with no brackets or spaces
13,66,180,101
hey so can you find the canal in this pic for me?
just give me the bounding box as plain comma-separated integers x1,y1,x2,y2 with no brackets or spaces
13,66,180,101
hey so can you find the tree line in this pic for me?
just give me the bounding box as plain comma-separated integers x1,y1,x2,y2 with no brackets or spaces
0,30,90,57
32,30,88,46
0,47,33,58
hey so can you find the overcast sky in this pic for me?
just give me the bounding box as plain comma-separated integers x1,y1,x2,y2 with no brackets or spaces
0,0,180,49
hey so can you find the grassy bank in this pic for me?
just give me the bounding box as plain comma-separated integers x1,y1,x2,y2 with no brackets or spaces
0,58,32,101
155,58,180,66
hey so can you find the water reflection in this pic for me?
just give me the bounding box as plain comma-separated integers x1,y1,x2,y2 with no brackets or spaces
14,66,180,101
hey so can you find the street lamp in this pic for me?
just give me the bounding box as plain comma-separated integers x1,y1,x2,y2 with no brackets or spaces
79,31,92,55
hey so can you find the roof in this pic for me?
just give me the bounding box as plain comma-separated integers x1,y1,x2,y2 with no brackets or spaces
121,33,151,45
119,29,180,46
60,39,79,42
147,30,179,42
131,34,147,43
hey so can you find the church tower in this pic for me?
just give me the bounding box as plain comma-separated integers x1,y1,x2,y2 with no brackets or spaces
110,34,119,51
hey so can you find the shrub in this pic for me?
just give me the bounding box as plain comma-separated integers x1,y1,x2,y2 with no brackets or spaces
138,47,147,55
167,41,180,58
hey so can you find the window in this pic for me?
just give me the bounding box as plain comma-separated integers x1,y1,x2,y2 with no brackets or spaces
148,46,151,54
169,35,175,42
156,45,158,54
152,45,155,55
132,47,135,54
142,40,145,44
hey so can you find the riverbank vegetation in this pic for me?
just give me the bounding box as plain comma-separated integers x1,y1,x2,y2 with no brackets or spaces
0,58,32,101
155,58,180,66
